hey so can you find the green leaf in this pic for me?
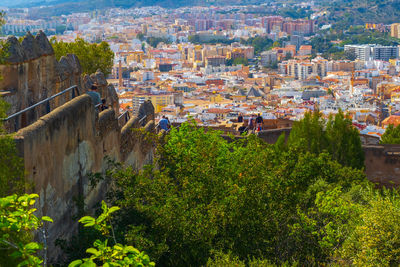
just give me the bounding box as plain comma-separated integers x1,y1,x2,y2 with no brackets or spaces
24,242,40,250
79,216,96,224
41,216,53,223
108,206,120,214
86,247,100,256
80,260,97,267
68,260,83,267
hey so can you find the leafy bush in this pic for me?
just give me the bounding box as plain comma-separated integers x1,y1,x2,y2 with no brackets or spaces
51,38,114,76
380,124,400,144
88,121,367,266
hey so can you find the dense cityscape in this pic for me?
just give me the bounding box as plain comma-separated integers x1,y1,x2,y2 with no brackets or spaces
2,2,400,137
1,1,400,266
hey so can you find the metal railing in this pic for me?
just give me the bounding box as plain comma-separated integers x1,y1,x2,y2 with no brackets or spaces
138,115,147,126
3,85,79,131
118,110,131,127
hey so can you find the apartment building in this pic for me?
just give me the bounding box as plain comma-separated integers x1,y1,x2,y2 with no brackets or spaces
260,50,278,66
132,93,174,113
344,44,399,61
391,23,400,39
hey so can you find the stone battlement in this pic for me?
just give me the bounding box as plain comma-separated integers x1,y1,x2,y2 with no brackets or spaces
0,31,118,132
14,94,155,262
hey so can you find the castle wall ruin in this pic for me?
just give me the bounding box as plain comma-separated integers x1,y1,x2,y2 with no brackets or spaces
0,31,118,132
14,95,155,262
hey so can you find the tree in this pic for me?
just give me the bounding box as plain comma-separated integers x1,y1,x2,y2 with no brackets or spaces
136,33,145,41
51,38,114,76
81,121,366,266
344,50,357,61
0,194,153,267
338,189,400,266
240,36,274,55
380,124,400,144
288,110,365,169
0,100,25,197
232,57,248,66
146,37,171,48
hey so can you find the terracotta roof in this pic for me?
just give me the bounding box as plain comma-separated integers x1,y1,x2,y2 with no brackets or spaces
206,108,233,113
382,115,400,126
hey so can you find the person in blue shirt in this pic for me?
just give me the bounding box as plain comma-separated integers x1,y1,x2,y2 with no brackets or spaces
87,85,101,107
159,116,169,131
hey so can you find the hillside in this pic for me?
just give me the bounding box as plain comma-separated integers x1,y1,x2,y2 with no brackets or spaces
320,0,400,26
3,0,255,8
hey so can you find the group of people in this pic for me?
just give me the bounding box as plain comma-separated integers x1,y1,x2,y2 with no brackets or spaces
87,84,108,111
238,113,264,134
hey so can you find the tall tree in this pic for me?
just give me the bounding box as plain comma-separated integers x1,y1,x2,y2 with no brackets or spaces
288,110,365,169
380,124,400,144
76,121,367,266
325,110,365,169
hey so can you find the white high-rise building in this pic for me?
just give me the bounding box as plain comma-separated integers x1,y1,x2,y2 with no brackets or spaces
344,44,399,61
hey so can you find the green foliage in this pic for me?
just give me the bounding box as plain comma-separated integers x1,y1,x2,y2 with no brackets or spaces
69,201,154,267
188,35,234,45
310,27,399,57
322,0,400,26
226,57,248,66
288,110,365,169
85,121,367,266
380,124,400,144
240,36,273,55
206,251,274,267
136,33,145,41
146,37,171,48
50,37,114,76
338,189,400,266
0,99,25,197
277,6,312,19
0,194,52,266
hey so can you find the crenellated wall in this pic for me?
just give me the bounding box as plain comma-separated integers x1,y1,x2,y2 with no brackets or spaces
14,95,155,262
0,31,119,132
0,31,81,132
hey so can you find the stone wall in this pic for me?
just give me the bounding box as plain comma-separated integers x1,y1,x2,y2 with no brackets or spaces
364,145,400,186
0,31,119,132
14,95,155,262
256,127,400,186
0,31,81,132
257,128,291,144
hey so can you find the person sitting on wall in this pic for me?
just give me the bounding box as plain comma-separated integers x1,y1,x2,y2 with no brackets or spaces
87,84,101,107
100,98,108,111
159,116,169,131
238,113,243,123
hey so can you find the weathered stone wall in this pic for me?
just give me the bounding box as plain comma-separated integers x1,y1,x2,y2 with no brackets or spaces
0,31,119,132
14,95,155,262
0,31,82,132
364,145,400,186
257,128,291,144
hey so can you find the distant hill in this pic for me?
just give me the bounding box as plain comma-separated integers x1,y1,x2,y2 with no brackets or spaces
3,0,251,9
319,0,400,26
7,0,258,19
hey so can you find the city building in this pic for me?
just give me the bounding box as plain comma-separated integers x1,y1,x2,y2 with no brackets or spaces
345,44,399,61
260,50,278,66
391,23,400,39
